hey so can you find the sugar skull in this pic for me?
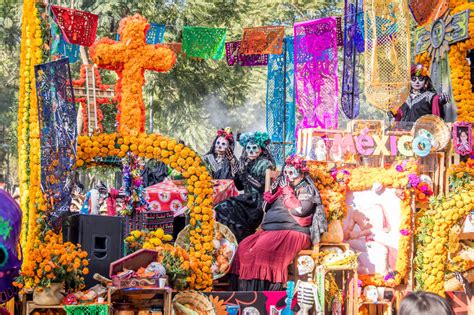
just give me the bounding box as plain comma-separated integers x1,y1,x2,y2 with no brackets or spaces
0,190,22,303
215,136,230,155
245,141,262,160
297,255,315,276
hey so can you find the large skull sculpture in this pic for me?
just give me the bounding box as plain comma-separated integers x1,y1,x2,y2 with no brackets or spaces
215,137,229,155
0,190,22,303
245,141,262,160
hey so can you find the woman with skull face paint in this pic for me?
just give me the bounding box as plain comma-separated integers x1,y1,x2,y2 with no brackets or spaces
392,64,449,122
229,155,327,291
214,132,275,243
203,128,238,180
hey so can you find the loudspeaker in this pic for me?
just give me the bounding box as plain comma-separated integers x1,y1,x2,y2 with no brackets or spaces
62,214,125,288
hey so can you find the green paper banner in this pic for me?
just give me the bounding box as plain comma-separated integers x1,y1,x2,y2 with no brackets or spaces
182,26,227,60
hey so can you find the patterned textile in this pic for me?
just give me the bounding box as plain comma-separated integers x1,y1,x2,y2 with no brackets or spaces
266,37,296,166
51,5,98,47
225,41,268,66
35,59,77,231
146,179,238,217
146,23,166,44
50,19,79,63
294,18,339,129
364,0,411,111
182,26,227,60
341,0,364,119
409,0,449,26
240,26,285,55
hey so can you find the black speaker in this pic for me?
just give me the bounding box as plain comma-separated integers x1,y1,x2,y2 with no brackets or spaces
62,214,125,288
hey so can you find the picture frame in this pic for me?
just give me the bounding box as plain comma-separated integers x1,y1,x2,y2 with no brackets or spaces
453,122,472,156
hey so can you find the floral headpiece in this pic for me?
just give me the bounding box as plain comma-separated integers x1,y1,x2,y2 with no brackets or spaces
238,131,270,148
216,127,234,144
285,154,309,173
411,64,429,77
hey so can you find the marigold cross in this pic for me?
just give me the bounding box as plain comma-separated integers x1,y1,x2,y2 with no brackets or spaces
90,14,176,134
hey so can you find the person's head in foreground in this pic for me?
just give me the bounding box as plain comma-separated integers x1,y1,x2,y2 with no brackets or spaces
400,291,454,315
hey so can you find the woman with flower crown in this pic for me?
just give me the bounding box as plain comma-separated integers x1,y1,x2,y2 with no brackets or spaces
214,131,275,242
392,64,449,122
229,155,327,291
203,128,238,180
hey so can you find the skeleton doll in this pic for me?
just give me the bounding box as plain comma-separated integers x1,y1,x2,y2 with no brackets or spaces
293,255,322,315
0,190,22,303
203,128,238,180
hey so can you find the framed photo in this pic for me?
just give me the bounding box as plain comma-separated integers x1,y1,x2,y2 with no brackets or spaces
453,122,472,156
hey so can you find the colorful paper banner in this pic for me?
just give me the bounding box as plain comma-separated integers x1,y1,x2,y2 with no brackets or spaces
266,37,296,165
35,59,77,231
294,18,339,129
51,5,99,47
50,20,80,63
182,26,227,60
146,23,166,44
225,41,268,66
240,26,285,55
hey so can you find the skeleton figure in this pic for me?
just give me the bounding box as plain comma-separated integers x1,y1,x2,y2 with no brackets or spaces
293,255,322,315
203,128,238,180
0,190,22,303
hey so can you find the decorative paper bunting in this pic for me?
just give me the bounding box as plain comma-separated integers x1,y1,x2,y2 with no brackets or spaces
50,20,80,63
266,37,295,165
35,59,77,231
364,0,411,111
341,0,364,119
51,5,98,47
240,26,285,55
294,18,339,129
409,0,449,26
182,26,227,60
225,41,268,66
146,23,166,44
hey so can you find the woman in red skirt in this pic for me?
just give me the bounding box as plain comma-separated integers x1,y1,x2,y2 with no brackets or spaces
230,155,328,291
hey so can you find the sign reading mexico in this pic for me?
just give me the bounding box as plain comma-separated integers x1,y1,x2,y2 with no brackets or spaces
298,124,440,161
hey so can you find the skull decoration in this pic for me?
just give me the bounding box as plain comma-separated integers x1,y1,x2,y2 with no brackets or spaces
245,141,262,160
215,137,230,155
284,165,300,182
297,255,315,276
0,190,22,303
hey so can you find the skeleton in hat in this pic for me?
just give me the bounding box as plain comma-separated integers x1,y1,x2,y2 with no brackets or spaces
203,128,238,180
392,64,449,123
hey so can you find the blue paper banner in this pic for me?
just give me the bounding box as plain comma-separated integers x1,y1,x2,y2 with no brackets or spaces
50,20,80,63
266,37,296,165
35,59,77,231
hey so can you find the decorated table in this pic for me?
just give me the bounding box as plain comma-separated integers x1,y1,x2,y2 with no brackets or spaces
146,179,238,216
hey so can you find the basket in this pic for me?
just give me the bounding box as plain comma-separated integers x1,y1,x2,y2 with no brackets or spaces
175,223,237,279
51,5,99,47
64,304,109,315
414,115,451,151
172,291,215,315
126,211,174,236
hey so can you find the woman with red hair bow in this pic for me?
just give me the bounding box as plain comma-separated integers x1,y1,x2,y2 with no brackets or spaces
203,128,238,180
229,155,327,291
392,64,449,122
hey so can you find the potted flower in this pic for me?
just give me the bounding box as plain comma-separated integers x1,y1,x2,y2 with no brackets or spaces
14,231,89,305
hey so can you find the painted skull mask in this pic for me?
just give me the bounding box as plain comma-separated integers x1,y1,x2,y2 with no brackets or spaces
215,137,230,155
245,141,262,160
0,190,22,303
284,165,301,182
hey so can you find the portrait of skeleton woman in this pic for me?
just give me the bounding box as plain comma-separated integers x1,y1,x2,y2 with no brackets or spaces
392,64,449,122
214,132,275,242
203,128,238,180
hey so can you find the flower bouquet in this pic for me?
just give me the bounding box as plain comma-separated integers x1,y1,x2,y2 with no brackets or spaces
14,231,90,296
124,228,173,254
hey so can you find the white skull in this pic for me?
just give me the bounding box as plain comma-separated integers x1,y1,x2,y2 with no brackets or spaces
363,285,379,303
297,255,315,275
215,137,229,155
284,165,300,182
245,141,262,160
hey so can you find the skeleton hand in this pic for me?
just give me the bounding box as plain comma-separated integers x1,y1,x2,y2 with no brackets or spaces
440,93,450,103
225,148,234,161
279,176,289,188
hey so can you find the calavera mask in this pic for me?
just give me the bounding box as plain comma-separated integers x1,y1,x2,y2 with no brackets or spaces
245,141,262,160
284,165,300,182
297,255,315,275
215,137,230,155
0,190,22,303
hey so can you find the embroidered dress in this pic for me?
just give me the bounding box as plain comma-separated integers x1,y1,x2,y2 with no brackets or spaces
395,91,446,122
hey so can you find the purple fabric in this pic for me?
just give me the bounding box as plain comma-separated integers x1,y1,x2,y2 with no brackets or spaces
294,18,339,130
225,41,268,67
0,190,22,302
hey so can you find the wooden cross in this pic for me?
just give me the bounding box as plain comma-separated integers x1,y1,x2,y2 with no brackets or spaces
91,16,176,134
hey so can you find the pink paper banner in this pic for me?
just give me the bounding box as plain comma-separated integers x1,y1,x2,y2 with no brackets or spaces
294,17,339,129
